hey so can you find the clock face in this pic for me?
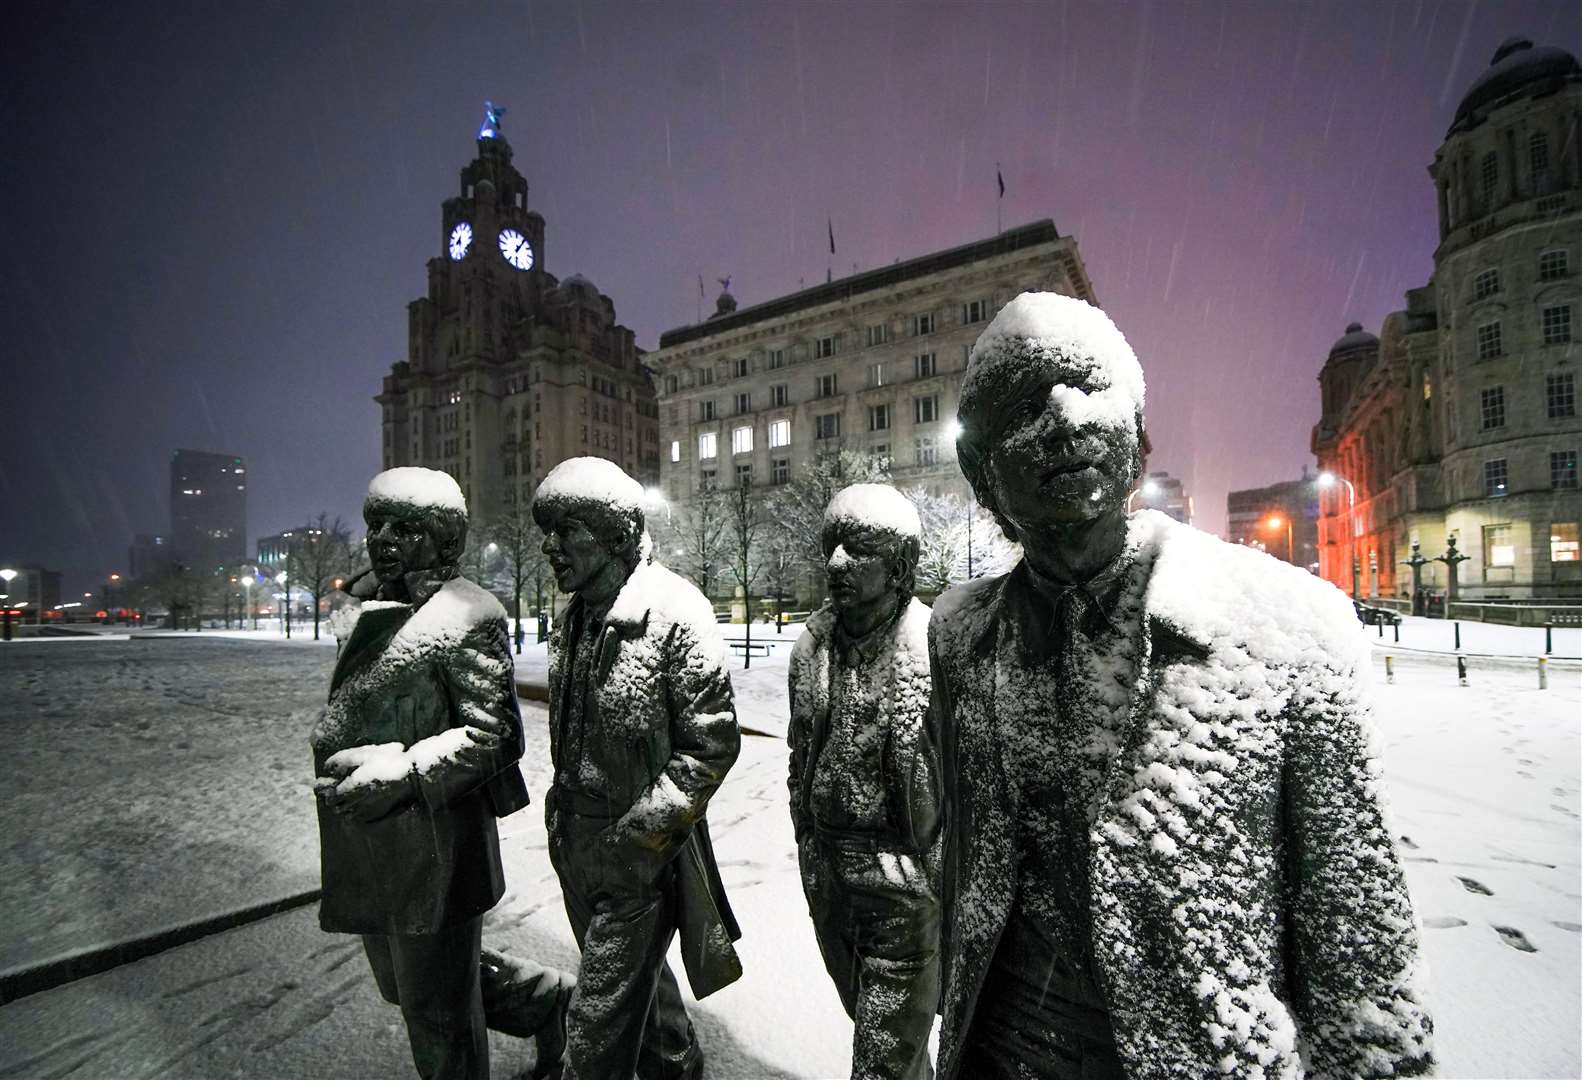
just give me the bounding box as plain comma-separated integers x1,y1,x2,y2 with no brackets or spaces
498,228,534,271
448,222,472,261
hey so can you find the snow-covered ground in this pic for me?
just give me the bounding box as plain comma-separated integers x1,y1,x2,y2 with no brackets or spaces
0,635,1576,1078
1367,612,1581,659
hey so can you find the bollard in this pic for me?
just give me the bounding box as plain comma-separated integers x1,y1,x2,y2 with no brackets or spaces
1454,621,1461,650
1538,657,1548,690
1385,655,1395,683
1393,621,1400,643
1378,620,1384,638
1457,655,1468,686
1546,623,1553,655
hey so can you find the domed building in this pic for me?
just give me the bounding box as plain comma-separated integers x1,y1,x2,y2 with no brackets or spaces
1313,37,1581,605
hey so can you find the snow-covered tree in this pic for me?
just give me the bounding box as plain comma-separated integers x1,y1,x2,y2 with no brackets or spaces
484,496,552,652
664,479,730,602
902,487,1020,595
286,513,355,641
766,448,891,604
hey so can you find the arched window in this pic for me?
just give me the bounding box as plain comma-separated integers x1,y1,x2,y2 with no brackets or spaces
1529,131,1551,189
1480,152,1498,209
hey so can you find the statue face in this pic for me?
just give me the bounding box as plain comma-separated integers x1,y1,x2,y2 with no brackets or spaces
365,510,442,584
825,534,896,614
538,509,617,594
985,361,1139,532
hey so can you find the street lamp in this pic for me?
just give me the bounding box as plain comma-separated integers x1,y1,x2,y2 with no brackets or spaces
242,577,255,630
943,422,980,577
276,570,290,638
1317,471,1360,597
0,568,16,642
1264,514,1294,563
1127,479,1161,513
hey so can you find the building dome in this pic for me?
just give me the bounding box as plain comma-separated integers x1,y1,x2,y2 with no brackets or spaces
1329,322,1378,357
1449,37,1581,135
561,273,599,297
711,289,738,318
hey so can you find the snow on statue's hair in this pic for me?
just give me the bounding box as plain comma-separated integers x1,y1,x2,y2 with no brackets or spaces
532,457,649,570
822,483,922,541
366,467,468,517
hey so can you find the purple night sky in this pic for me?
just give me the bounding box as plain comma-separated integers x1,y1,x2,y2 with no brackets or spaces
3,1,1578,595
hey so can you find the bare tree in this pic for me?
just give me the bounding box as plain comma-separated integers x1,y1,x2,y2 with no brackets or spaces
724,481,770,668
756,527,803,633
902,486,1022,595
486,497,552,654
286,513,355,641
666,479,730,603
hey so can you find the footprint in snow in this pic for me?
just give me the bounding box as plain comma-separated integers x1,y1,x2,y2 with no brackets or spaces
1493,925,1537,953
1517,770,1535,780
1456,876,1494,895
1422,916,1467,929
1398,835,1419,850
1551,804,1581,820
1553,921,1582,933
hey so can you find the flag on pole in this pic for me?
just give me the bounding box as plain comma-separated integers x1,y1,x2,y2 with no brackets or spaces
997,164,1005,198
828,217,836,255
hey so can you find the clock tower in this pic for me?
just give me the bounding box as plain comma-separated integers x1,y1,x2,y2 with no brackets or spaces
376,104,660,529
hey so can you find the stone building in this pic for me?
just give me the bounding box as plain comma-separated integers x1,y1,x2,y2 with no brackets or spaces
1226,470,1321,572
169,449,247,574
1313,37,1582,603
1135,470,1193,525
375,109,660,527
645,220,1096,511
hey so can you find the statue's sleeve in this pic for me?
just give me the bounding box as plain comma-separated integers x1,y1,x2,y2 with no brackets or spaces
612,616,740,860
410,617,526,810
1282,658,1434,1078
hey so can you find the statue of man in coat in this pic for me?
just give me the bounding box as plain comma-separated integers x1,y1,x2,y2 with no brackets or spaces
532,457,743,1080
312,467,572,1080
789,483,941,1080
930,293,1434,1079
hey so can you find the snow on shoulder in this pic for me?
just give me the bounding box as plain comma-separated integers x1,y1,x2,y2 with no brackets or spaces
366,466,467,516
823,483,921,540
968,292,1146,431
535,456,644,515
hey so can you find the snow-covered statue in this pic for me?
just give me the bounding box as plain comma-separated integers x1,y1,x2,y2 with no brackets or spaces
788,483,942,1080
932,293,1434,1078
311,466,573,1080
531,456,743,1080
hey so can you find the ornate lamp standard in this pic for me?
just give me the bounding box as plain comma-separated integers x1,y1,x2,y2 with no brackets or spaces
1433,536,1471,612
1316,471,1360,597
1401,541,1431,616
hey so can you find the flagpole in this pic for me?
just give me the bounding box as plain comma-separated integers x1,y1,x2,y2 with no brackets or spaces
996,162,1003,236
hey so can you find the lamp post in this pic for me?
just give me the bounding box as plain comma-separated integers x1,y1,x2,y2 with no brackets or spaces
1317,471,1359,597
1264,514,1294,563
1434,536,1470,612
1126,478,1161,513
946,421,980,579
0,568,16,641
242,577,255,630
276,570,290,638
1401,541,1431,616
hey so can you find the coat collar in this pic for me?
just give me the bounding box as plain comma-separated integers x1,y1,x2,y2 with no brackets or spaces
602,557,660,634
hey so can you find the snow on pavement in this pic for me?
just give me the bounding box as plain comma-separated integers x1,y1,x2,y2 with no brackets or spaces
0,638,1576,1078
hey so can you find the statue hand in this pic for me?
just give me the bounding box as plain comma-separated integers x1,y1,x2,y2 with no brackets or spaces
334,774,414,823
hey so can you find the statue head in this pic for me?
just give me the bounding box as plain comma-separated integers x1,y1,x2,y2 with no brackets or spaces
363,468,469,585
955,292,1146,543
820,484,921,617
531,457,649,595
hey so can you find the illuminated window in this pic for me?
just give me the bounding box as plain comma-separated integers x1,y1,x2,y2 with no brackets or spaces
868,363,886,387
698,432,717,460
769,419,791,448
1479,386,1505,430
1552,523,1580,563
670,440,680,463
1538,249,1568,281
1552,450,1579,490
731,425,753,455
1542,305,1571,346
1473,268,1500,300
1483,458,1508,497
1476,321,1502,360
1483,524,1514,568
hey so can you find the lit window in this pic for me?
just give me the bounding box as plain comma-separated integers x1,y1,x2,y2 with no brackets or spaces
1548,373,1576,418
1538,249,1568,281
732,425,753,455
869,363,886,387
670,440,680,463
1542,305,1571,346
1473,268,1500,300
1552,450,1579,490
1483,524,1514,568
1551,522,1580,563
698,432,717,460
769,419,791,448
1479,386,1505,430
1483,458,1508,497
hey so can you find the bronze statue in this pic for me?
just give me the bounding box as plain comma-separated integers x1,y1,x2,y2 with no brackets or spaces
931,293,1433,1078
311,467,570,1080
532,456,742,1080
788,483,941,1080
